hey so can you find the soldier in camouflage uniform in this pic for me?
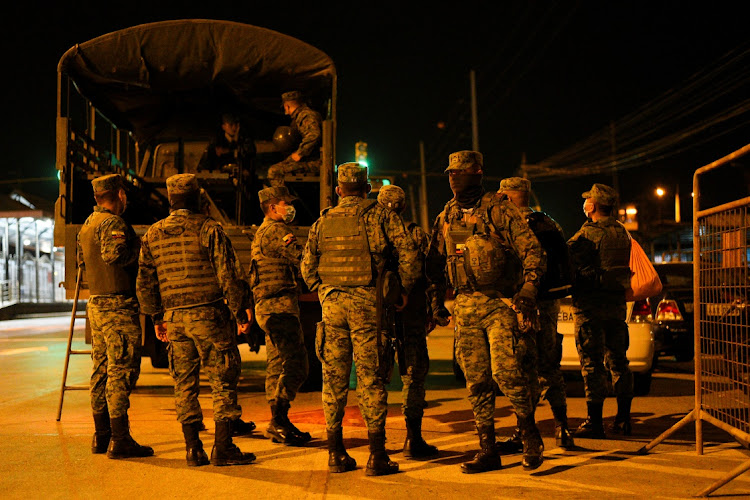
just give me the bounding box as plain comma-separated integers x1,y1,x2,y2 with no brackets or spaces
267,91,322,187
496,177,574,452
77,174,154,460
376,184,438,459
568,183,633,438
425,151,547,473
302,163,421,476
250,186,311,447
137,173,255,467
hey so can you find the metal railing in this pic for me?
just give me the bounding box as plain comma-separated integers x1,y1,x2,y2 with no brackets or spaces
640,142,750,497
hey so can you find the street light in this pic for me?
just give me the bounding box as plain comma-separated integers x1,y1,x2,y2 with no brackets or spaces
655,187,665,223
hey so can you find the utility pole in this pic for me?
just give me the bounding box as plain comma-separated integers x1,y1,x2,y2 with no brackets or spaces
419,141,429,231
470,70,479,151
408,184,418,224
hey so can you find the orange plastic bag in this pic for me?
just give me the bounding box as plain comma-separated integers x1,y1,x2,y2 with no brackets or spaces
625,237,663,302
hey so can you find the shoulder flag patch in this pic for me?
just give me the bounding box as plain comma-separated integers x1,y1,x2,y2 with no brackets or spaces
282,233,296,246
110,230,126,240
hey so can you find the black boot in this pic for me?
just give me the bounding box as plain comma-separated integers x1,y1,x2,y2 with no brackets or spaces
496,417,523,455
575,401,606,439
608,396,633,436
278,398,312,444
231,417,256,436
366,430,399,476
460,424,502,474
182,422,209,467
266,400,308,446
327,428,357,473
551,405,575,450
403,416,438,458
518,414,544,470
91,412,111,454
106,415,154,459
211,420,256,466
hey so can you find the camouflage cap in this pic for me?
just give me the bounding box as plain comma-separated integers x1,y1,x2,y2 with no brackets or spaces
582,183,617,206
258,186,298,204
445,150,483,173
91,174,123,194
377,184,406,211
499,176,531,192
166,173,200,197
281,91,303,102
337,162,368,184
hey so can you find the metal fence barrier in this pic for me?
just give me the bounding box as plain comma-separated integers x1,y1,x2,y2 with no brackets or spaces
640,143,750,497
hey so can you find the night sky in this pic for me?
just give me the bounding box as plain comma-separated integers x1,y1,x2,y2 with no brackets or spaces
2,2,749,235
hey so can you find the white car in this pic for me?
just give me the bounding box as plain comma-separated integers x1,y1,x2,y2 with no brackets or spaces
558,296,657,396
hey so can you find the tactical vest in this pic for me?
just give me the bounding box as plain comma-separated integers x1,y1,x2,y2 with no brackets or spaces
526,211,574,300
440,193,521,295
249,222,298,300
148,213,224,310
597,222,632,292
78,211,135,296
317,199,378,287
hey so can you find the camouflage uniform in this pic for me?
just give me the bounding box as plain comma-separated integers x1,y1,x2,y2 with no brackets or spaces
568,184,633,404
426,151,546,472
250,188,308,412
497,176,572,450
267,91,322,187
77,177,141,420
78,173,152,459
498,177,567,410
137,174,251,426
303,164,420,475
396,222,431,420
377,185,430,421
302,168,420,433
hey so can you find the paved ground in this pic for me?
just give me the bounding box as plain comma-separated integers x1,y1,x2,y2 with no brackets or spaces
2,315,750,499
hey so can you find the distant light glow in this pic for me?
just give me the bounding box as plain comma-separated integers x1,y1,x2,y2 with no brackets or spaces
626,207,637,215
358,159,369,168
655,187,665,197
382,179,391,186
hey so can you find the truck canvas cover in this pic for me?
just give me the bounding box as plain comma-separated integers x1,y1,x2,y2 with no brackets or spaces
57,19,336,144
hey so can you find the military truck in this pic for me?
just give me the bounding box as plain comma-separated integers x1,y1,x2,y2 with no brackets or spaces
54,20,339,387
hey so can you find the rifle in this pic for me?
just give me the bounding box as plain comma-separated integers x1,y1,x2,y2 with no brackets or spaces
375,261,396,382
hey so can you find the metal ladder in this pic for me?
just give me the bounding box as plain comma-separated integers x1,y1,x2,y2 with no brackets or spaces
56,267,89,421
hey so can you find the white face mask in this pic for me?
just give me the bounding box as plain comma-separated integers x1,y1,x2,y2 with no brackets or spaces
583,200,595,218
279,204,296,224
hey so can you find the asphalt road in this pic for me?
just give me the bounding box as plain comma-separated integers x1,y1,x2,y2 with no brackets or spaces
2,314,749,499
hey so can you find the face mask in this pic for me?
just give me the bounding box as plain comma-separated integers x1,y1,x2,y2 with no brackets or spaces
449,173,483,194
278,204,296,224
583,201,595,218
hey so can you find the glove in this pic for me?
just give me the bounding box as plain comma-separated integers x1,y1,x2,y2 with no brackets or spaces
433,306,451,327
512,282,538,319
